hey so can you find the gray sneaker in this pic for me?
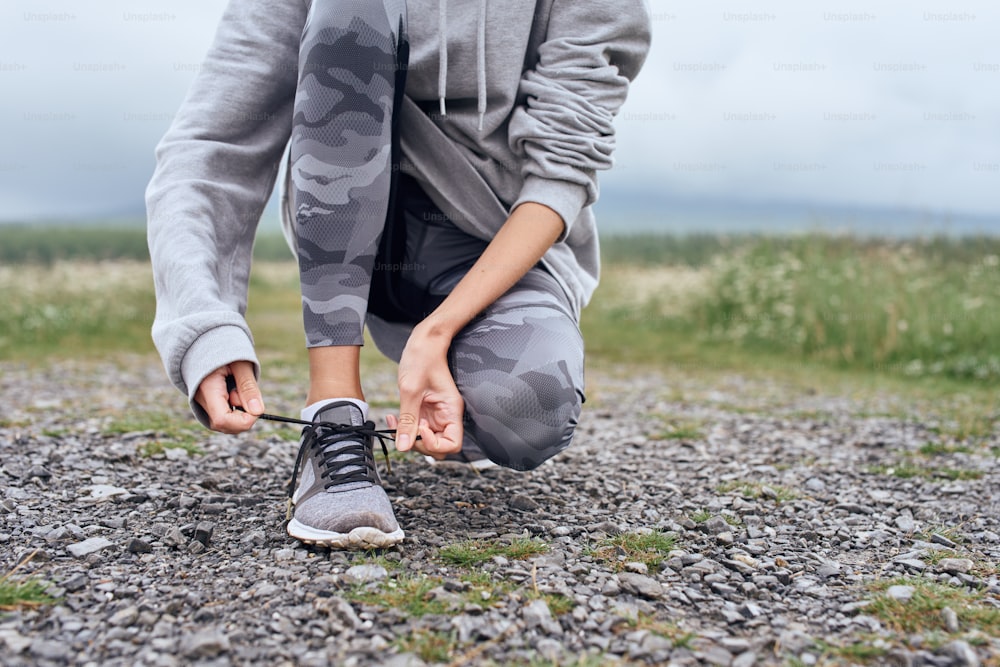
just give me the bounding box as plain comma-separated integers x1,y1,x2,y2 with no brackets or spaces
286,401,404,549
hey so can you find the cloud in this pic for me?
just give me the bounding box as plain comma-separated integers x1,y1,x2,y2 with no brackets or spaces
0,0,998,221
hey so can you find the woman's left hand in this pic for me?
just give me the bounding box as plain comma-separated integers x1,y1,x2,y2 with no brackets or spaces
389,323,464,458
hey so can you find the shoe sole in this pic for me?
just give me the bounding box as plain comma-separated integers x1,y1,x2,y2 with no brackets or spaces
287,519,405,549
423,454,497,470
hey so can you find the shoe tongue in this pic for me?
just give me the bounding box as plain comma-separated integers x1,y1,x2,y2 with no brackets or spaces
313,401,369,488
314,401,364,427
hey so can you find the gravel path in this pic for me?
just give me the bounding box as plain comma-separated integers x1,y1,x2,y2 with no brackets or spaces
1,357,998,666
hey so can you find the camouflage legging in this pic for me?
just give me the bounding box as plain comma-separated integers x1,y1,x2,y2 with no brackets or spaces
289,0,584,471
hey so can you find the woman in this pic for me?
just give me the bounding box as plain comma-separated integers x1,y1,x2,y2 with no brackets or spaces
147,0,651,549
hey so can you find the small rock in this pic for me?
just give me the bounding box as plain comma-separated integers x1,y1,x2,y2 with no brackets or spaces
618,572,664,600
733,652,758,667
895,512,916,534
109,605,139,627
887,585,915,602
180,629,231,658
79,484,128,502
0,629,32,654
63,573,88,592
30,638,70,661
624,562,648,574
937,558,973,574
126,538,153,554
941,607,960,634
941,640,980,667
67,537,115,558
804,478,825,493
522,599,552,629
344,564,388,584
896,559,927,571
716,531,735,545
702,516,730,535
816,563,840,579
931,533,959,549
591,520,622,536
509,495,540,512
194,522,214,547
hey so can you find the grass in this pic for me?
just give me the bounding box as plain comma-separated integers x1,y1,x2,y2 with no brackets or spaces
865,459,984,482
1,553,57,611
0,576,57,610
347,573,451,617
918,442,975,456
104,412,205,457
716,480,799,503
395,630,457,663
618,612,695,649
2,231,999,436
649,418,704,441
437,537,549,567
587,530,676,572
866,577,1000,639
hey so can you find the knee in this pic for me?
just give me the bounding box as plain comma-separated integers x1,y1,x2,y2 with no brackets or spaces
462,368,583,471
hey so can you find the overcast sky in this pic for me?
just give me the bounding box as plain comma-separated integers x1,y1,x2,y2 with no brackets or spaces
1,0,998,224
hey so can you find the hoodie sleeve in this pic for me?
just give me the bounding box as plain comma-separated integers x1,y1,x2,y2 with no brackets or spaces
145,0,304,425
507,0,651,237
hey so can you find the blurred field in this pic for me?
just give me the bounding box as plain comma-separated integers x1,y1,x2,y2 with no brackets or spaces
2,226,1000,388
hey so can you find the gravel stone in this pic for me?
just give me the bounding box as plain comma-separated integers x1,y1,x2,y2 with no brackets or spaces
2,359,999,666
180,629,231,658
941,607,960,634
887,585,916,602
66,537,115,558
937,558,974,574
126,537,153,553
509,494,540,512
618,572,665,599
344,565,388,584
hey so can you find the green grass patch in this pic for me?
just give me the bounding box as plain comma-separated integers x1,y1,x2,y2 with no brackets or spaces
587,530,675,572
918,442,975,456
104,411,205,457
437,537,549,567
690,510,711,524
0,556,58,611
716,480,798,503
0,577,57,610
138,439,205,458
619,612,694,649
866,577,1000,637
347,573,449,617
395,630,457,663
866,459,983,481
809,636,889,664
650,419,704,441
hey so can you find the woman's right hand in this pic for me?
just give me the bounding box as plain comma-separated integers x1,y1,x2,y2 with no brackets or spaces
194,360,264,434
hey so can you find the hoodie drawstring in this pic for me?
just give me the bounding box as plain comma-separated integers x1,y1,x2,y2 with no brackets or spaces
476,0,486,131
438,0,448,117
437,0,487,132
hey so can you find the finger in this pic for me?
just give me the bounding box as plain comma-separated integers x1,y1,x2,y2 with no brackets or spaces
230,360,264,415
395,383,421,452
439,419,464,455
197,370,257,434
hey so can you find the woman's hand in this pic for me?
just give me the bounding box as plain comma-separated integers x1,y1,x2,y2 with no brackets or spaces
389,324,464,458
194,360,264,434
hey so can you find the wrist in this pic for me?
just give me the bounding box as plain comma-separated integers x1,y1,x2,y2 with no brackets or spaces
415,312,464,343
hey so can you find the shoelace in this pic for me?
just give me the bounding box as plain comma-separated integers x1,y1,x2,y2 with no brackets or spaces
240,411,402,521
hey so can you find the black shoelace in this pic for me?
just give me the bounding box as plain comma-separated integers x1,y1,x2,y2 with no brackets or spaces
242,411,402,521
244,412,397,495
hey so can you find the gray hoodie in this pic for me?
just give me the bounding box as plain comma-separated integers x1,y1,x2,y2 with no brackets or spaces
146,0,652,416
